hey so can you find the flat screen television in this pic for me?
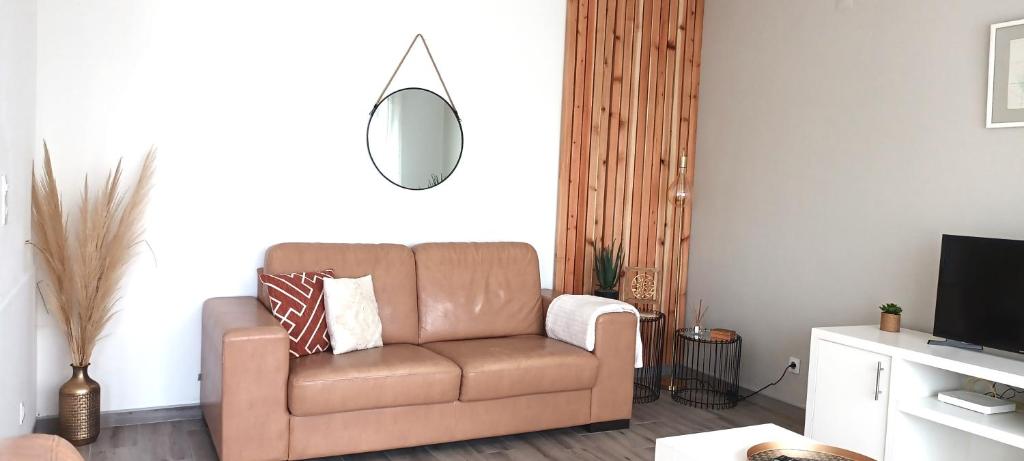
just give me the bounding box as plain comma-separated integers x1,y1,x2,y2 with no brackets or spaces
933,234,1024,353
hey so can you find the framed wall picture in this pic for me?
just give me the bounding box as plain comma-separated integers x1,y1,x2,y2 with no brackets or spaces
987,18,1024,128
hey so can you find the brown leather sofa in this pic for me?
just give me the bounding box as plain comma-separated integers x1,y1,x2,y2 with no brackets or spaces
201,242,637,461
0,434,84,461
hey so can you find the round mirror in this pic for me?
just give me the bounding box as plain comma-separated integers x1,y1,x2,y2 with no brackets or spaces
367,87,463,190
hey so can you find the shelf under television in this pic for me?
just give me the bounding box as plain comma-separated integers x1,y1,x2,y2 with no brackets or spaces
899,396,1024,450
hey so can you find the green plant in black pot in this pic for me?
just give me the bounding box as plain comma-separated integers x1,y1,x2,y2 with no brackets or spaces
593,241,624,299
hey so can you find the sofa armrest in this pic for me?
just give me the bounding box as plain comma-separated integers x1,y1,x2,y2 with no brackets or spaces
0,434,84,461
537,289,634,422
201,296,290,461
590,312,637,424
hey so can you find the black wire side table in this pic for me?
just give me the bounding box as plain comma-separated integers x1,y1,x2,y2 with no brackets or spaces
671,329,742,409
633,310,666,403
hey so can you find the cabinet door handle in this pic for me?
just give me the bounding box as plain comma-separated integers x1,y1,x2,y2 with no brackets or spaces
874,361,884,401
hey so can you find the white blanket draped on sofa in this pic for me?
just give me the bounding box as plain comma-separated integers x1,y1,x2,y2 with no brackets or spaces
545,294,643,368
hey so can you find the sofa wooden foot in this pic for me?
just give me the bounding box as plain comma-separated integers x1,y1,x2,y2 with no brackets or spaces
586,419,630,432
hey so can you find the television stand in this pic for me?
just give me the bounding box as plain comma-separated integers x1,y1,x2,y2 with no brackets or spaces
927,338,984,351
806,326,1024,461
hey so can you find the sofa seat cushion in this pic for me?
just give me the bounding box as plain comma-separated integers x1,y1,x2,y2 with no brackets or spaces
423,335,599,402
288,344,461,416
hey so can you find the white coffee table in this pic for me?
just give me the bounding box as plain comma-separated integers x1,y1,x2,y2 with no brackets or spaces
654,423,810,460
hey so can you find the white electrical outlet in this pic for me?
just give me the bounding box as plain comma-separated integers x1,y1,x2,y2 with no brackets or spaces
18,402,25,425
788,357,801,374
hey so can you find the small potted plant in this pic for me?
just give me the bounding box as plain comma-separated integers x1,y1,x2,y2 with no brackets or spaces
593,241,624,299
879,303,902,332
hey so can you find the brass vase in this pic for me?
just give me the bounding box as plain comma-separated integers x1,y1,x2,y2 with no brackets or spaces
59,364,100,446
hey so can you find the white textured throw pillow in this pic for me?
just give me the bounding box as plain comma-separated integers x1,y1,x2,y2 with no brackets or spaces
321,275,384,354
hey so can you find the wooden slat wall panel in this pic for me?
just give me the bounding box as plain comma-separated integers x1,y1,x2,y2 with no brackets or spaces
555,0,705,355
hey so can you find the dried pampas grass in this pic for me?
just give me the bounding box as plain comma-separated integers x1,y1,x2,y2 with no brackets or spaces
30,142,155,367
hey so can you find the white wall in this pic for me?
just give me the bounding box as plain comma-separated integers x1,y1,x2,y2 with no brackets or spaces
0,0,37,436
35,0,566,415
690,0,1024,407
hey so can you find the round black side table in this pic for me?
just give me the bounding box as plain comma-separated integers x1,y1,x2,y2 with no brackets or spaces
671,329,742,409
633,310,666,403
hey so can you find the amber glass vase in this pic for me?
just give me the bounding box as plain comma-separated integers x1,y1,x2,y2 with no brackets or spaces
59,364,100,445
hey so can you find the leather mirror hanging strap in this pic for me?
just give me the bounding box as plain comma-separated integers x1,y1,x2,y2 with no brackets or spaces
373,34,459,120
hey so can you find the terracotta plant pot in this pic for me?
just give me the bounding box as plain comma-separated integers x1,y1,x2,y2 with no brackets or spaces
594,288,619,300
880,313,901,333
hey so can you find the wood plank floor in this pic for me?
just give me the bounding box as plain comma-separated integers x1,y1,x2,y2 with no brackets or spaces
73,395,803,461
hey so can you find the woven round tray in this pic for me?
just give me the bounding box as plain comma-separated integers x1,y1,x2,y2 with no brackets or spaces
747,440,876,461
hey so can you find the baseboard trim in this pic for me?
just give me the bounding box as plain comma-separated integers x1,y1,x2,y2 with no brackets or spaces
34,404,201,434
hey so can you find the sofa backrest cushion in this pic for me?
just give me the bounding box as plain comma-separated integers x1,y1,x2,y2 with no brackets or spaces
413,242,543,343
263,243,418,345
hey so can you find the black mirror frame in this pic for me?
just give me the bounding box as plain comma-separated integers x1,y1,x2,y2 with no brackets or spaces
366,86,464,191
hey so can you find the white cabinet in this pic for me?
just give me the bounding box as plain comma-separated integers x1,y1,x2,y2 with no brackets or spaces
806,326,1024,461
806,339,891,460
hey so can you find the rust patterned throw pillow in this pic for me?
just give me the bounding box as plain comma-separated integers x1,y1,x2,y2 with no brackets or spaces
258,269,334,357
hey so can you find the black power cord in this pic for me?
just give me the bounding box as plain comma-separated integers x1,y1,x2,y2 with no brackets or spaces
987,383,1024,400
735,362,797,403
